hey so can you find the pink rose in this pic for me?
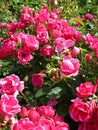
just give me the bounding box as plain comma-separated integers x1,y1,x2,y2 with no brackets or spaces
55,122,69,130
76,82,97,98
39,45,54,56
78,122,98,130
11,118,34,130
36,25,49,44
37,6,50,23
54,38,75,52
0,94,20,121
28,108,40,122
71,46,81,57
32,73,44,87
36,118,55,130
0,38,15,59
20,107,28,118
0,74,24,96
60,56,80,77
85,13,94,20
22,34,39,51
85,53,92,61
16,47,33,65
37,105,55,118
69,98,95,122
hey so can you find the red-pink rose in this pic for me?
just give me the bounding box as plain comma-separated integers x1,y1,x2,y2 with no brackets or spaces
37,105,55,118
32,73,44,87
69,98,95,122
85,13,94,20
28,108,40,122
78,122,98,130
0,94,20,121
0,74,24,96
55,122,69,130
22,34,39,51
76,82,97,98
39,45,54,56
85,54,92,61
16,47,33,65
60,56,80,76
11,118,34,130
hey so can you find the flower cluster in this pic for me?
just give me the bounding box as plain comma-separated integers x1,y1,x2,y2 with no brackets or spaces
0,6,81,77
69,80,98,130
0,74,24,123
12,105,69,130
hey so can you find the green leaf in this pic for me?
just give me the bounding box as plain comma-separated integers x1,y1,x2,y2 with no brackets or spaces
57,103,69,116
35,88,46,98
74,18,85,26
47,87,62,99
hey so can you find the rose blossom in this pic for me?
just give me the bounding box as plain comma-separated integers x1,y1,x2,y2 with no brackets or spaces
55,122,69,130
20,107,28,118
35,118,55,130
85,13,94,20
60,56,80,77
54,37,75,52
76,82,97,98
85,53,92,61
16,47,33,65
11,118,34,130
0,94,20,121
0,74,24,96
22,34,39,51
39,45,54,56
37,105,55,118
28,108,40,122
69,98,96,122
71,46,81,57
36,25,49,44
32,73,44,87
78,122,98,130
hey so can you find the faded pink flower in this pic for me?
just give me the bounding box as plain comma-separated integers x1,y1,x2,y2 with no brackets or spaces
54,38,75,52
32,73,44,87
60,56,80,77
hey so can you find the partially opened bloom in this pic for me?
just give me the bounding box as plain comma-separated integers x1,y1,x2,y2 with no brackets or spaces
60,56,80,77
76,82,97,98
32,73,44,87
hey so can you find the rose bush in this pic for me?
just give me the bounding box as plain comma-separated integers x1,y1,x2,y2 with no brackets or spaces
0,1,98,129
